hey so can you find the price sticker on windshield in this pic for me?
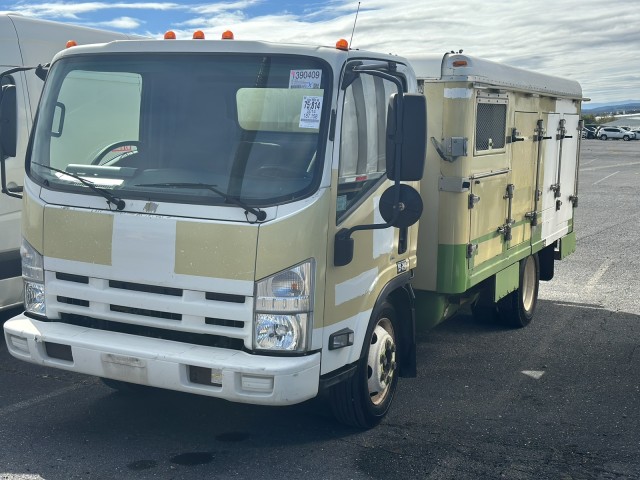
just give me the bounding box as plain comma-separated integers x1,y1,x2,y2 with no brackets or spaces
299,96,323,129
289,69,322,89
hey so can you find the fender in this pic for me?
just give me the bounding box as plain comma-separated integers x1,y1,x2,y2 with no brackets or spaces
319,271,416,391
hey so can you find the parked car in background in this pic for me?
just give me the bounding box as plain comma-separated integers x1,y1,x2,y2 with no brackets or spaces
597,126,636,141
629,128,640,140
582,126,597,139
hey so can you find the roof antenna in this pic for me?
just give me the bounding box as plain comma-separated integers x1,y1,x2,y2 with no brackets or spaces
349,2,361,49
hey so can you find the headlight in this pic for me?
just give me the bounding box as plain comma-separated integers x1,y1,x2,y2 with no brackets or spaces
254,260,314,352
21,237,43,282
21,238,46,315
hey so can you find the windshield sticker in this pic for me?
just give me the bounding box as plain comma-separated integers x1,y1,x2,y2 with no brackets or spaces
299,96,323,129
289,69,322,89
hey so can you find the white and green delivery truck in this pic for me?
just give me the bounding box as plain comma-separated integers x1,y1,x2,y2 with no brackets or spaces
2,32,581,427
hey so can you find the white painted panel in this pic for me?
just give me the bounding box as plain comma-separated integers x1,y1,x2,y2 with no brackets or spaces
111,213,177,283
373,197,394,259
334,267,379,306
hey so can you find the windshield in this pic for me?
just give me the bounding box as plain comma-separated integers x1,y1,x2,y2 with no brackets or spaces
29,54,331,207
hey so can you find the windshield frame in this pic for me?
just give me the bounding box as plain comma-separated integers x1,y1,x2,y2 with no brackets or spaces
26,52,334,209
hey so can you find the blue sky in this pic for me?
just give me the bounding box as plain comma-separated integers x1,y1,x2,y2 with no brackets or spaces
1,0,638,105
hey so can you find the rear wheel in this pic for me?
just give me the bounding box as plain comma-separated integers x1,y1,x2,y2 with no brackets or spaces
497,254,540,328
330,302,399,428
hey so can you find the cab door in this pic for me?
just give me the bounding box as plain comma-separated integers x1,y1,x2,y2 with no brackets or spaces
322,61,413,375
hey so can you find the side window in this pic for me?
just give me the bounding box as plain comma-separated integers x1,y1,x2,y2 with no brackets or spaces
50,70,142,169
475,93,507,154
337,74,397,222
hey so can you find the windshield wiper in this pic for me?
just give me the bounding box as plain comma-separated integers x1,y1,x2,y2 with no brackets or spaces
32,162,126,211
136,182,267,221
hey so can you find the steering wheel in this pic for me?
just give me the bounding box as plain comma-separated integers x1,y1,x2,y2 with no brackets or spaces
91,140,142,165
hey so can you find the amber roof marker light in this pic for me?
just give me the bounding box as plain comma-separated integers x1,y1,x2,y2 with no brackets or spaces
222,30,234,40
164,31,176,40
65,40,77,48
193,30,205,39
335,39,349,51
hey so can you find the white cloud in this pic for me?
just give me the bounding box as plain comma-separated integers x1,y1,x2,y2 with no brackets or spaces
8,2,181,19
94,16,142,30
4,0,638,103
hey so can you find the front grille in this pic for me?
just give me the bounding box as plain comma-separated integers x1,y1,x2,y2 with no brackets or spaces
48,271,253,351
110,304,182,321
57,296,90,307
58,313,245,350
56,272,89,284
205,317,244,328
109,280,183,297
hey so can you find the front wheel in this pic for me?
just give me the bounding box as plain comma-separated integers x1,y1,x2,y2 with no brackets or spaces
497,254,540,328
600,134,607,140
623,135,630,141
330,302,399,428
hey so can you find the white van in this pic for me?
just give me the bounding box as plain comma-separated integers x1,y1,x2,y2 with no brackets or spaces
0,14,134,311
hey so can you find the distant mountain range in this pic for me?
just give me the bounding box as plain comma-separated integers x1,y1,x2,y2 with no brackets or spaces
583,101,640,114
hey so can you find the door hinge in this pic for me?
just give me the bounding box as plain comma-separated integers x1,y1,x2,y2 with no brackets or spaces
569,195,578,207
556,199,562,211
497,221,514,241
525,211,538,226
466,243,478,258
550,183,561,198
468,193,480,209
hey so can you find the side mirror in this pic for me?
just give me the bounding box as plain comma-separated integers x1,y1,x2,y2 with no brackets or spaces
0,84,17,158
386,93,427,181
379,184,423,228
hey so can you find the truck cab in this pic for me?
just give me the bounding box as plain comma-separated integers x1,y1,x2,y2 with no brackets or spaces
4,36,426,428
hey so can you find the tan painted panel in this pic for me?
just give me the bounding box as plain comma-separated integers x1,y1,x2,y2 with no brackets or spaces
175,221,257,281
44,207,113,265
509,111,539,246
22,190,44,253
256,192,330,330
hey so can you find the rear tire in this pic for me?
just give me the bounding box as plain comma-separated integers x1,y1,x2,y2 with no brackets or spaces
497,254,540,328
330,302,399,428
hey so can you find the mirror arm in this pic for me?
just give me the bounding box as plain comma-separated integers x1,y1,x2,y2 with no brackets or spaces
0,157,22,199
0,64,48,84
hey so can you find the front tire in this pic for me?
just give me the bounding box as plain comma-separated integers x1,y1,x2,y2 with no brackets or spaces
330,302,399,428
497,254,540,328
600,134,607,140
623,135,630,141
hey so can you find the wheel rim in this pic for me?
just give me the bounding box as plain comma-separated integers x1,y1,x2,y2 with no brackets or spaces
521,256,536,313
367,318,396,406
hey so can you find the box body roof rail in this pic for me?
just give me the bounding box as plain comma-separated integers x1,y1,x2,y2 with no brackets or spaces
408,52,582,99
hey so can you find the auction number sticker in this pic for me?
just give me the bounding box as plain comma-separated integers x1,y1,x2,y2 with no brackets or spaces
299,96,323,129
289,69,322,89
